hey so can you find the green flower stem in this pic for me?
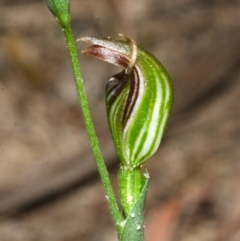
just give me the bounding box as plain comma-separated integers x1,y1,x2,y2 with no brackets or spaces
62,25,123,234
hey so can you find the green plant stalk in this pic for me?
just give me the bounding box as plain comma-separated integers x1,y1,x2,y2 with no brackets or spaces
62,25,123,235
46,2,173,240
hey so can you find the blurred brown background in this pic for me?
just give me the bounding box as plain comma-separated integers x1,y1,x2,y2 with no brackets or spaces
0,0,239,240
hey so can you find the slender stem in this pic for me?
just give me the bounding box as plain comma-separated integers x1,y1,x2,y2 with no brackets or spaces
62,25,123,234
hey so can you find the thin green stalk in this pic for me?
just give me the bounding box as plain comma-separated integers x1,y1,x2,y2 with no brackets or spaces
62,25,123,234
46,2,173,241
